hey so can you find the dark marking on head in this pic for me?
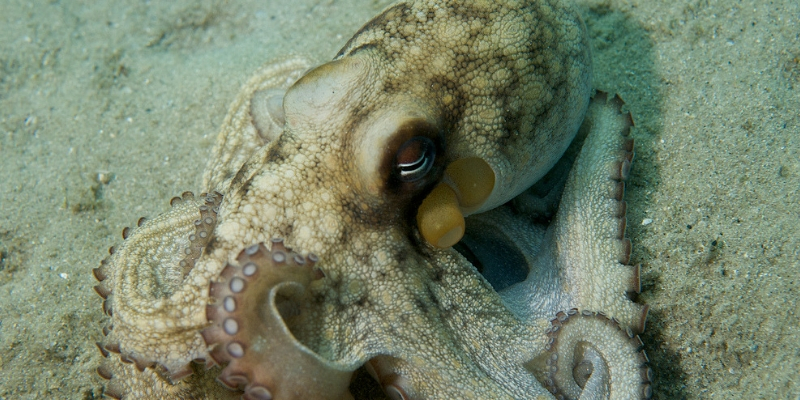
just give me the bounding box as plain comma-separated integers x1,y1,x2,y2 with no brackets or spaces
413,295,430,315
393,247,411,267
431,266,445,283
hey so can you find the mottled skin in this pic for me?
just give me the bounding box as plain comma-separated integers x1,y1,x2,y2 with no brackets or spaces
94,0,650,399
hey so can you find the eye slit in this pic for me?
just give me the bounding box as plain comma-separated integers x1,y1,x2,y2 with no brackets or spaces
395,136,436,182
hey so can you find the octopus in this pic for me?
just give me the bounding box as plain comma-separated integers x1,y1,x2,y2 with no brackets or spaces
92,0,653,399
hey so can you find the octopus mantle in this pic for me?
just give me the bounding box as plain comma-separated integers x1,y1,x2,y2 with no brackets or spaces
92,0,652,399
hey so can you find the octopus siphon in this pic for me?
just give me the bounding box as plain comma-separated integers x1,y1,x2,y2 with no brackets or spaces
92,0,653,398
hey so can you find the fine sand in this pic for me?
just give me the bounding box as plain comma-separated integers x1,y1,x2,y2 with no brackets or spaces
0,0,797,398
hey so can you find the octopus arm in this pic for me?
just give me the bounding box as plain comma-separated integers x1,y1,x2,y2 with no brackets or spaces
492,93,652,399
94,192,223,387
95,356,240,399
540,309,652,400
502,92,647,333
547,92,647,332
202,240,358,400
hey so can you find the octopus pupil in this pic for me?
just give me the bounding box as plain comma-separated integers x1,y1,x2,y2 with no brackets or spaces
396,136,435,182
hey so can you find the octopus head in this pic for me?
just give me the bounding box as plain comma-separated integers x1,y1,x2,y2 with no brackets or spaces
278,47,585,251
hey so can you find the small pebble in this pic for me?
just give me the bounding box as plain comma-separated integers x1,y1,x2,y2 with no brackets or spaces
97,171,112,184
641,218,653,226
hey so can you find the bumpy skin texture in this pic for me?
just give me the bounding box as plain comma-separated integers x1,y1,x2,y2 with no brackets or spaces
94,0,651,399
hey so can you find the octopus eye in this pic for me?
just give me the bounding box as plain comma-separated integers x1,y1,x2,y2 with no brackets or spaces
395,136,436,182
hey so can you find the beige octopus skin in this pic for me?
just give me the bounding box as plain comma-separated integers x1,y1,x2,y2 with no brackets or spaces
93,0,651,399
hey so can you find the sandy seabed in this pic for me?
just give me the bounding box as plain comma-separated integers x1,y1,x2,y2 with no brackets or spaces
0,0,797,399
